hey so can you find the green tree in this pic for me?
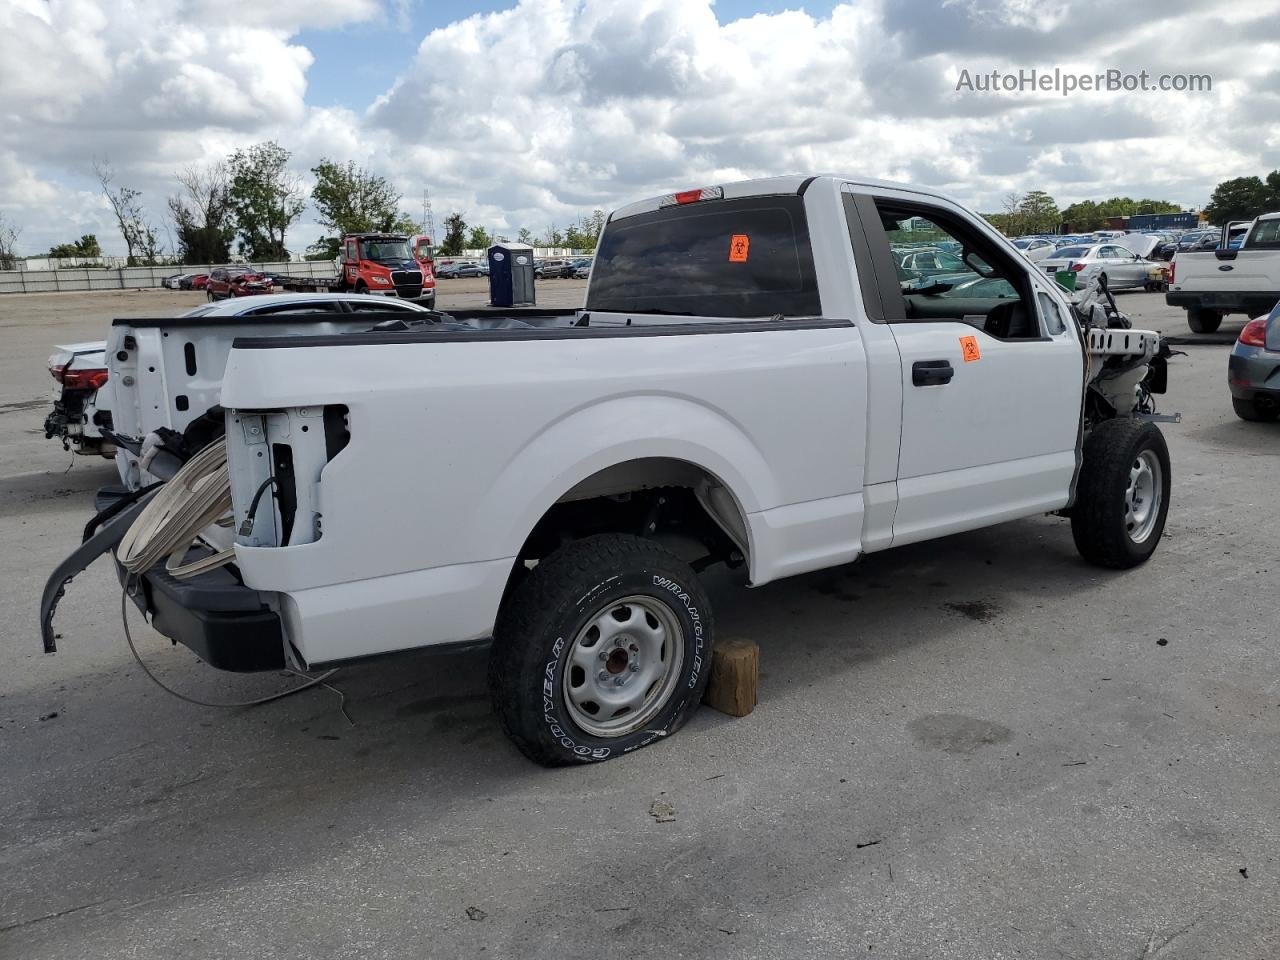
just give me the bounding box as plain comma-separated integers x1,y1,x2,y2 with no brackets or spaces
438,213,467,256
310,158,413,249
466,225,491,249
227,141,306,261
168,162,235,264
516,227,534,244
562,210,606,251
540,224,564,247
1016,190,1059,235
1204,175,1272,225
48,234,102,259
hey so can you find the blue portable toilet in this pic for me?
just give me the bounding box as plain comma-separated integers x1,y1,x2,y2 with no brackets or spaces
488,243,536,307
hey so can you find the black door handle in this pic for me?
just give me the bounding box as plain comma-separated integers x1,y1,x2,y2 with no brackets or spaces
912,360,954,386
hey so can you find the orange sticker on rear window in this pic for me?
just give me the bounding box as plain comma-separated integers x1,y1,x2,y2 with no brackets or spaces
960,335,981,362
729,234,750,262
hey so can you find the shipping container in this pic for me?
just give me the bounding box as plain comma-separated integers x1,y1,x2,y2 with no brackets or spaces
1127,212,1199,231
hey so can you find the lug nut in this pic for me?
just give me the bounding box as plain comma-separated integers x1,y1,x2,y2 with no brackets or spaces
598,650,608,661
613,677,625,686
628,662,639,672
598,671,609,682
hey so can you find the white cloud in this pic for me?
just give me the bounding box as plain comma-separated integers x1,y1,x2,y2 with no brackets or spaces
2,0,1280,255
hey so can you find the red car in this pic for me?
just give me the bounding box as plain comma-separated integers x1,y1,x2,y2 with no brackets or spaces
206,267,272,300
190,274,210,290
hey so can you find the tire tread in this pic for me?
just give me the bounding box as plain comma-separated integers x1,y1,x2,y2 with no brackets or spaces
488,534,710,766
1071,418,1170,569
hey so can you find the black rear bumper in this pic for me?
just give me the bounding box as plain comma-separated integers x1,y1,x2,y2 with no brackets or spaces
119,549,286,673
95,485,286,672
1166,290,1280,316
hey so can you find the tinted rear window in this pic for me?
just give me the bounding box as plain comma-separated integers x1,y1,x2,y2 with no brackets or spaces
586,196,821,318
1052,246,1092,258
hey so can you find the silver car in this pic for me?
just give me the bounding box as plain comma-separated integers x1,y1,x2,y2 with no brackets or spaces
1038,243,1153,291
1227,299,1280,421
1012,237,1057,262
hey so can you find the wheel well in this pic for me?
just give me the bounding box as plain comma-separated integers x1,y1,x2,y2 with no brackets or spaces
504,458,749,601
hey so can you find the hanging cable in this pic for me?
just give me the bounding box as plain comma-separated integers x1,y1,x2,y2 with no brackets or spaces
120,583,342,710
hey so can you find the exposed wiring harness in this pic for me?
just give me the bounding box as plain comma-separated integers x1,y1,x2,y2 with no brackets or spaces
118,438,234,580
115,438,349,717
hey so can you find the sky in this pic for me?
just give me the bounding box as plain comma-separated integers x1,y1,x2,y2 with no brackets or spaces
1,0,1278,257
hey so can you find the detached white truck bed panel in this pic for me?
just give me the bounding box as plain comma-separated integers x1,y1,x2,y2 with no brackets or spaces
44,174,1175,766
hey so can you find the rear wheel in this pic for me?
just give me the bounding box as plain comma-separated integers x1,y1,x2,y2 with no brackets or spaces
1187,307,1223,333
1233,396,1279,422
488,534,714,766
1071,419,1171,569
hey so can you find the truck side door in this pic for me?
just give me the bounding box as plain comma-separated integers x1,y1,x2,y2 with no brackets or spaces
846,192,1084,545
345,238,359,286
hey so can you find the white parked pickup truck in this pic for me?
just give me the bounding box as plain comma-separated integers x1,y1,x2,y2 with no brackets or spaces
1167,212,1280,332
43,175,1176,766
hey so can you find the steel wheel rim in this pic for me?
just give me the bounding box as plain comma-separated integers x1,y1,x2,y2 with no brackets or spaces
1125,449,1162,544
562,594,685,738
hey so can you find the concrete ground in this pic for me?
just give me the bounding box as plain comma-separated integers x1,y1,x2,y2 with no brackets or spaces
1,287,1276,959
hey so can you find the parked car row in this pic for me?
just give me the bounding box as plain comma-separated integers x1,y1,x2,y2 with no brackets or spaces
436,259,489,279
433,256,593,279
162,272,210,290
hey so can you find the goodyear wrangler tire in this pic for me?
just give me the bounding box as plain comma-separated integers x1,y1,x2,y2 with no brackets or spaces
488,534,714,767
1071,419,1171,569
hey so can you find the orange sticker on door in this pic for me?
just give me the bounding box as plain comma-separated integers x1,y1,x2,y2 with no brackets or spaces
729,234,750,262
960,335,981,362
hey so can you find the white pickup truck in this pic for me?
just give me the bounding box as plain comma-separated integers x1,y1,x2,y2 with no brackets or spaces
1167,212,1280,331
43,175,1176,766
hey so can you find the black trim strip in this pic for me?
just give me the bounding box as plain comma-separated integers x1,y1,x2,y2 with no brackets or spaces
232,317,854,350
797,176,817,196
843,193,887,322
850,194,909,322
112,307,578,329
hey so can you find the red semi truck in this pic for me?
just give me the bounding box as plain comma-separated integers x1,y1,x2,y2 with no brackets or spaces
282,233,435,308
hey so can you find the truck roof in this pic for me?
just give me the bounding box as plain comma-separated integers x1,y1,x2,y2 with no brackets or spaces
610,173,961,221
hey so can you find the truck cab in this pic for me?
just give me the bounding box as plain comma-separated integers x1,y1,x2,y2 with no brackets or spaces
340,234,427,300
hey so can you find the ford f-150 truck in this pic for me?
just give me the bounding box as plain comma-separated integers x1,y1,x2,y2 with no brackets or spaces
43,175,1175,767
1166,212,1280,331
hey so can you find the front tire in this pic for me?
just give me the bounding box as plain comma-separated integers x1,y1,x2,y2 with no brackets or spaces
1187,307,1223,333
1071,419,1171,569
488,534,714,766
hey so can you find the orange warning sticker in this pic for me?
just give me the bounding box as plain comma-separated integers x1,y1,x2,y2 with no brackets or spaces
960,335,981,362
729,234,750,262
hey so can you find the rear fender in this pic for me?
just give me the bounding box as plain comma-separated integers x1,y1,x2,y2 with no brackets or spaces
475,394,775,573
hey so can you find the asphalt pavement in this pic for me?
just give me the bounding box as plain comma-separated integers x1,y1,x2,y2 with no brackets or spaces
1,288,1277,959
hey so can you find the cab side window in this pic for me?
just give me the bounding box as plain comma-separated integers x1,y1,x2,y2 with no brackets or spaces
852,196,1042,340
